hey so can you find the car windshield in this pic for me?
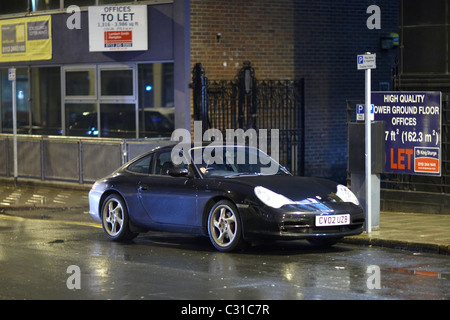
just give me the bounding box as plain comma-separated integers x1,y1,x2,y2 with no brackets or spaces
189,145,290,178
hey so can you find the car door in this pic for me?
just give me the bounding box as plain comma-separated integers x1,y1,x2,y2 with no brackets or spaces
137,148,198,226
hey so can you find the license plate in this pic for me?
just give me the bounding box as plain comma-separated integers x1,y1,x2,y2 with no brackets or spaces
315,214,350,227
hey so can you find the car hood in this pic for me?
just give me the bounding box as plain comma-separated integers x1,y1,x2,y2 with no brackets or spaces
226,175,339,202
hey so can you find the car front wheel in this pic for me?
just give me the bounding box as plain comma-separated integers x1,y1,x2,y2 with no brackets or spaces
207,200,243,252
101,194,138,241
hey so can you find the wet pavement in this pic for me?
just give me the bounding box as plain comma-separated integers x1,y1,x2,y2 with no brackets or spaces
0,181,89,210
0,180,449,255
1,180,449,301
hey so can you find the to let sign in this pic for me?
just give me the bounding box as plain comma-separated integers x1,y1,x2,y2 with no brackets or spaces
88,5,148,52
372,92,442,176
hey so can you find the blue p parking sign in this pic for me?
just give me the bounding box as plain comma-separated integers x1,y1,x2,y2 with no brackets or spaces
357,53,376,70
356,104,374,121
358,56,364,65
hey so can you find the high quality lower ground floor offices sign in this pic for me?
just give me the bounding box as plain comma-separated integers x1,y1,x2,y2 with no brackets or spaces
88,5,148,52
371,92,441,176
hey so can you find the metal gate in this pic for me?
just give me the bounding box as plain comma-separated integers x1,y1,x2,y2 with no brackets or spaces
191,62,305,175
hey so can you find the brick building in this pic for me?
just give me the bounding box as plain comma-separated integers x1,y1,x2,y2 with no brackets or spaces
190,0,399,181
0,0,399,185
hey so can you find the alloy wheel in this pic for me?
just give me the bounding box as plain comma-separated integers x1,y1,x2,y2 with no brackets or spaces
208,200,242,252
102,197,124,237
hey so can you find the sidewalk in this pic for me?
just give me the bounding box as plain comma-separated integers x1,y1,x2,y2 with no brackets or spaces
0,181,449,254
0,181,90,210
344,212,450,255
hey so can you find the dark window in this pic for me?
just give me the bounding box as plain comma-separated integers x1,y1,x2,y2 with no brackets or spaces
153,150,174,175
101,69,133,96
66,70,96,96
100,103,135,138
64,0,96,8
0,1,28,14
128,154,153,174
32,0,60,11
31,67,61,135
66,103,97,136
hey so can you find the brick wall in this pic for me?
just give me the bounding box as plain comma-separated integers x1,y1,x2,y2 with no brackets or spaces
190,0,296,79
190,0,399,181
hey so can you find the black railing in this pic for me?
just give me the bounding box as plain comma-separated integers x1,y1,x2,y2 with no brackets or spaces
191,62,305,175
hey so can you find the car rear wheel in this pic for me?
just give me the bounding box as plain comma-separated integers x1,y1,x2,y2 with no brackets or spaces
101,194,138,241
207,200,242,252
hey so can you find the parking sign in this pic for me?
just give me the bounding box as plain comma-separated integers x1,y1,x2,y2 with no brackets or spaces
357,53,376,70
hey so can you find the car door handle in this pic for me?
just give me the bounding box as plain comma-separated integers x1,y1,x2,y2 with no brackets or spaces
138,184,149,191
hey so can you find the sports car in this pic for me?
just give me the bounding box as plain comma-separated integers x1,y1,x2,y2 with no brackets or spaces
89,144,364,252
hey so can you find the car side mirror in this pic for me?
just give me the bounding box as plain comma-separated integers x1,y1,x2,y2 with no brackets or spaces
168,167,190,177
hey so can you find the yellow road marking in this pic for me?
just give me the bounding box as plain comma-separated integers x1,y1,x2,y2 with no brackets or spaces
0,213,102,229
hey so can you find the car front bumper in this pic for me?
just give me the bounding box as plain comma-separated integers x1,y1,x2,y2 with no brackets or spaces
88,188,102,223
240,202,365,241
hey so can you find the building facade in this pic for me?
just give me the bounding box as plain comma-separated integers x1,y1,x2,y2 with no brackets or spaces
0,0,190,140
190,0,399,181
0,0,399,185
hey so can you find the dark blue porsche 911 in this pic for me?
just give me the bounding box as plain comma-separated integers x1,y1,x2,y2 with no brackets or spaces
89,144,364,252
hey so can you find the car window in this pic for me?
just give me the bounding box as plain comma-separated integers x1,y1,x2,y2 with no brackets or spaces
127,154,153,174
152,149,189,175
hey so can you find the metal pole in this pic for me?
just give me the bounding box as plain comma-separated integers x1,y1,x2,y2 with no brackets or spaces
365,67,372,233
12,70,18,186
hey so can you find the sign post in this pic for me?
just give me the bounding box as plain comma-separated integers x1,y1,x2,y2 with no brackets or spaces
357,53,377,232
8,67,18,186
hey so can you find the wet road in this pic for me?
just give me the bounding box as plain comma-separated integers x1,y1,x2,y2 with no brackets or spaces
0,208,449,301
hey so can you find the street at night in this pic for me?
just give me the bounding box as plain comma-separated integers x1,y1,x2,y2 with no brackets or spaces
0,206,449,301
0,0,450,308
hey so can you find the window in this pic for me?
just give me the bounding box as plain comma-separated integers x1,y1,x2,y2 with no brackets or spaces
138,63,174,138
31,0,60,11
0,67,61,135
64,0,96,8
127,153,153,174
31,67,61,135
0,0,146,14
0,1,28,14
99,0,133,5
66,103,97,136
100,103,136,138
0,68,29,134
100,69,133,97
153,150,174,175
152,149,189,175
65,69,96,97
0,62,174,139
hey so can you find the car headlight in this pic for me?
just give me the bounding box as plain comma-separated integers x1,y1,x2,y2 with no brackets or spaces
336,184,359,206
254,186,296,209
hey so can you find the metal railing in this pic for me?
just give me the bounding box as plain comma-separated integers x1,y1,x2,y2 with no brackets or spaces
0,134,171,184
191,62,305,175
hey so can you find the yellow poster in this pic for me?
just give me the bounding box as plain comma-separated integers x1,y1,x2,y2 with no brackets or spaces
0,15,52,62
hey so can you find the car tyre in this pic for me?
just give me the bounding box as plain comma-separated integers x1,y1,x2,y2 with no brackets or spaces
207,200,243,252
101,194,138,241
